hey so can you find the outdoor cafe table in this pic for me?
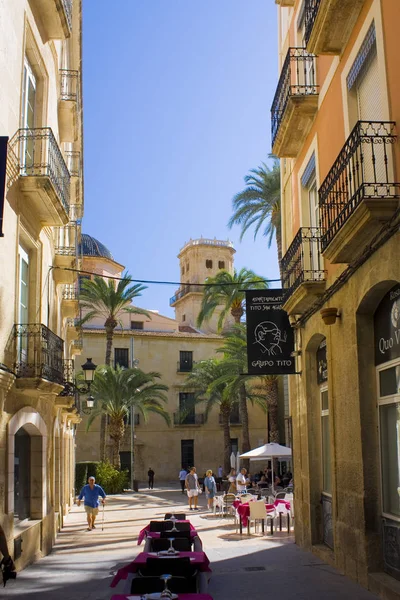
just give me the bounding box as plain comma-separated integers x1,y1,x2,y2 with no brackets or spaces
111,595,214,600
137,522,197,545
111,552,212,588
233,499,291,534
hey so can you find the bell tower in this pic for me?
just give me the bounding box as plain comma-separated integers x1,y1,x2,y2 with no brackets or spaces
170,237,236,333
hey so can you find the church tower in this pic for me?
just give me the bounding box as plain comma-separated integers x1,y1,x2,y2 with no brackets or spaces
170,237,236,333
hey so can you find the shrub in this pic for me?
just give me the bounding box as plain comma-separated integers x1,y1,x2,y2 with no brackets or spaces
95,460,128,494
75,461,100,494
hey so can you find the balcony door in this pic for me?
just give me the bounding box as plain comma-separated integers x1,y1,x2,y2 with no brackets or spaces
308,177,321,273
21,59,36,171
18,246,29,363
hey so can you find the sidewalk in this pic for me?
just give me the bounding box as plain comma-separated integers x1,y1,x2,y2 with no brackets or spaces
3,484,377,599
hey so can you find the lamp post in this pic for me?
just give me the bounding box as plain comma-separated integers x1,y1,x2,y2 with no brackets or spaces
130,356,139,492
80,358,97,415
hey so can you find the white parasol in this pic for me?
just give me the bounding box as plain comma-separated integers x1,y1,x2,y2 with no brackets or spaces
239,443,292,492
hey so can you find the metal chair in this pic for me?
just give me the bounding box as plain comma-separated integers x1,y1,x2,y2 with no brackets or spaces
149,520,167,532
150,537,191,552
222,493,236,517
164,513,186,520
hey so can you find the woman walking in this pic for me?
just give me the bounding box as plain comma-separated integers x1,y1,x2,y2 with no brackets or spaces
204,469,217,511
227,468,237,494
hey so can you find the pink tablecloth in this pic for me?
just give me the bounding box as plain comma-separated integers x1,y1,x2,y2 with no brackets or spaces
111,595,213,600
111,551,211,588
137,521,197,545
233,499,291,527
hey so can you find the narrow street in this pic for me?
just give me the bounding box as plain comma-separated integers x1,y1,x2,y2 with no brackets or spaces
3,485,376,600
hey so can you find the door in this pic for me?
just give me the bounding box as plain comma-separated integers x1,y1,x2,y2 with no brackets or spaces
181,440,194,471
321,387,333,548
308,178,321,274
18,246,29,365
21,59,36,172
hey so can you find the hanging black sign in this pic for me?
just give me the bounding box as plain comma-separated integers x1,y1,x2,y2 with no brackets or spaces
316,339,327,384
0,137,7,238
374,283,400,366
246,289,295,375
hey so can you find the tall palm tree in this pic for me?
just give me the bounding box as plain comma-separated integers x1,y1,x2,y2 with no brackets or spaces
78,273,150,460
196,268,267,331
228,158,282,272
217,324,279,449
184,359,236,475
87,365,170,469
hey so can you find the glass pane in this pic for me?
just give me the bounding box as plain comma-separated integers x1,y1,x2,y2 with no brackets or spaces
380,403,400,517
321,390,329,411
379,366,400,397
322,415,331,493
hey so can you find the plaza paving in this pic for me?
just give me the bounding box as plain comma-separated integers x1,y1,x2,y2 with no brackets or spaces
3,484,377,599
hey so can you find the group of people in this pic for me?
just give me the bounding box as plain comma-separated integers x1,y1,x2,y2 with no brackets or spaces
227,467,293,493
179,466,218,511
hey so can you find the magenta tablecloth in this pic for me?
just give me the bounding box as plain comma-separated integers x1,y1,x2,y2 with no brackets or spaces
233,500,291,527
111,595,213,600
111,551,211,588
137,521,197,545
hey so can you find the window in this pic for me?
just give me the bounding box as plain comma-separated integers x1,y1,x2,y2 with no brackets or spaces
181,266,185,276
230,438,239,455
218,261,225,270
14,429,31,520
186,263,189,272
229,404,240,424
182,314,186,322
179,393,195,424
181,440,194,470
378,364,400,518
18,246,29,324
21,59,36,171
179,351,193,372
114,348,129,369
321,388,331,494
78,275,90,292
206,260,213,269
130,321,144,330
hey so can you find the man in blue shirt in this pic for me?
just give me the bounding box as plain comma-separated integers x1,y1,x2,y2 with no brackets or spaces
77,476,106,531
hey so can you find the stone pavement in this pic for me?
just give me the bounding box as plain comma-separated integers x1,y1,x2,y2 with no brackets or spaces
3,484,377,599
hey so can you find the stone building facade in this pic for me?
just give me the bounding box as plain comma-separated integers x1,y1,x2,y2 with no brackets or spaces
274,0,400,597
0,0,83,569
75,236,270,480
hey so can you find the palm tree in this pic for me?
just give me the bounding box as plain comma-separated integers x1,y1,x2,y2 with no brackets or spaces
184,359,235,475
228,157,282,271
217,324,279,450
87,365,170,469
78,273,150,460
196,268,267,331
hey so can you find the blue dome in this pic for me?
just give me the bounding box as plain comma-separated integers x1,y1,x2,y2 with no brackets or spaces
80,234,114,260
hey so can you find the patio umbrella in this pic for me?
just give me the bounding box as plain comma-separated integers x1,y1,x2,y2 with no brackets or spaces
236,451,240,473
239,443,292,492
230,452,236,469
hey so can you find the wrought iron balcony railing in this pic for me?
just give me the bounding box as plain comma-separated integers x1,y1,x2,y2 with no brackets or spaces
65,150,81,177
5,324,64,384
60,358,75,396
9,128,70,212
68,203,83,223
60,69,79,103
177,360,196,373
170,285,199,305
173,412,204,426
319,121,400,252
54,224,78,256
281,227,326,299
304,0,321,46
271,48,318,148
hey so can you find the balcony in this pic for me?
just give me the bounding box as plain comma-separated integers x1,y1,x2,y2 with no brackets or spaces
304,0,366,55
65,150,81,178
68,203,83,223
28,0,72,41
281,227,326,315
173,412,205,426
170,285,200,306
271,48,318,158
61,284,79,318
53,224,78,283
177,360,196,373
218,413,241,426
59,71,79,142
58,358,76,401
8,128,70,226
4,324,64,392
319,121,400,264
66,318,81,344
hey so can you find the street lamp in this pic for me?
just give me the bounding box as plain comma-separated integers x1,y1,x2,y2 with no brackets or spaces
80,358,97,415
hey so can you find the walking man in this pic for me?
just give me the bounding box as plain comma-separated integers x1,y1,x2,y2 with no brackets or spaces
77,476,106,531
179,466,187,494
148,467,155,489
185,466,200,511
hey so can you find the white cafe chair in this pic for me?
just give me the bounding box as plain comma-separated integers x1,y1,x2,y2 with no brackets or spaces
247,500,275,536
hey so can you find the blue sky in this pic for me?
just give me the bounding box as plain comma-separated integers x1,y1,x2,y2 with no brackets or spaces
82,1,279,316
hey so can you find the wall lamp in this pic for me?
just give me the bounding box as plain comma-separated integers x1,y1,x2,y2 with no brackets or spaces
79,358,97,414
320,307,341,326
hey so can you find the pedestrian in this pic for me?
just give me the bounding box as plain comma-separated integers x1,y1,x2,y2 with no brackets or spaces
227,468,237,494
185,466,201,511
204,469,217,511
77,476,106,531
236,467,250,493
0,524,15,581
217,465,223,478
179,466,187,494
148,467,155,489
